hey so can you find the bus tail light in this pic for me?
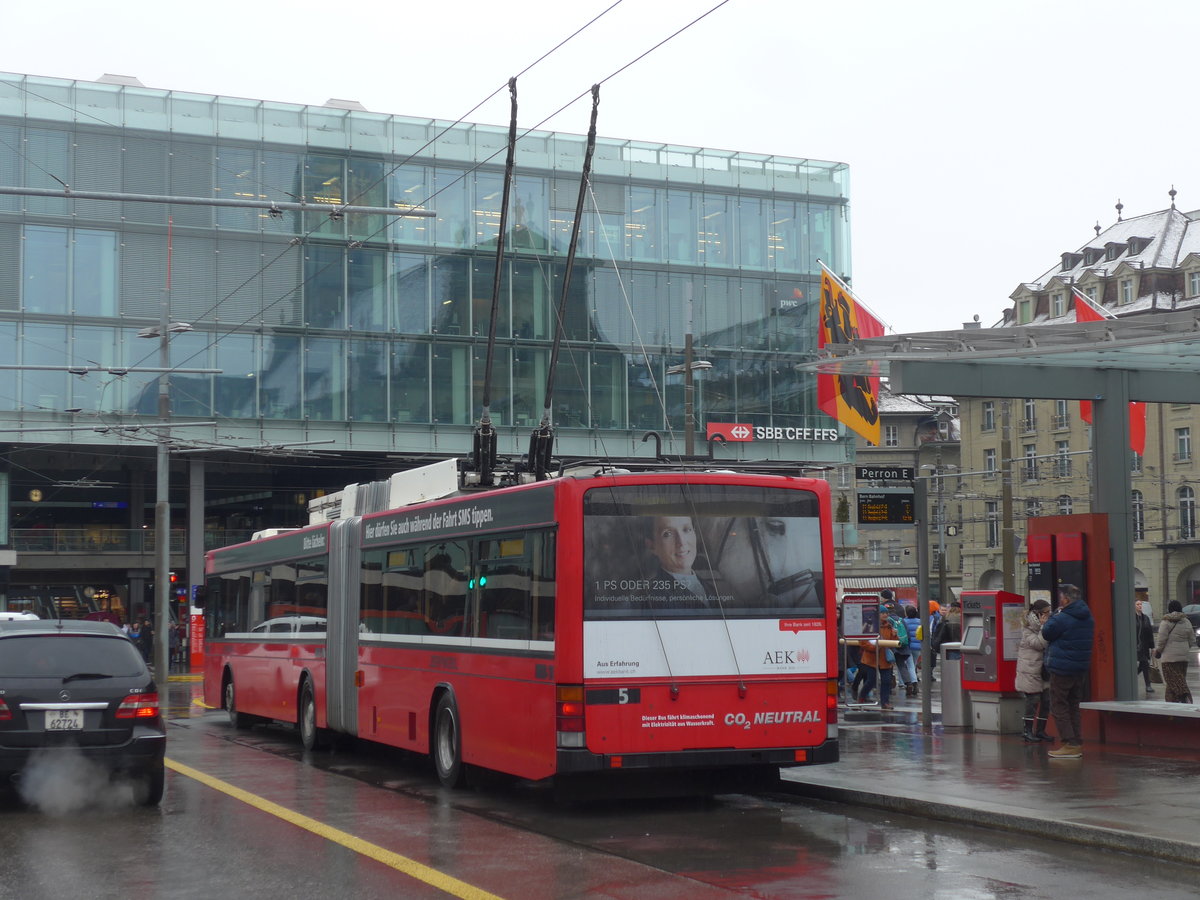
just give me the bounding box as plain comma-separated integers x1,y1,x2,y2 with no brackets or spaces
826,679,839,730
116,692,160,719
556,685,585,748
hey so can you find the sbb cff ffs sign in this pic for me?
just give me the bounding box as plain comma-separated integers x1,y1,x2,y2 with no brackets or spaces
857,491,915,525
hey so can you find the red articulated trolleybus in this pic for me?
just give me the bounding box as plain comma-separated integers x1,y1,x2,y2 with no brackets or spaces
201,460,839,791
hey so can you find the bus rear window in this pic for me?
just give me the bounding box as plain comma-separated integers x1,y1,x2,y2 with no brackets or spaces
582,484,825,619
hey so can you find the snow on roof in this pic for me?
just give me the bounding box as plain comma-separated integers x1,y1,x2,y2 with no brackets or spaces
1025,209,1190,288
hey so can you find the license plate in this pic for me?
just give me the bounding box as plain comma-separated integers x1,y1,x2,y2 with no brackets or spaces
45,709,84,731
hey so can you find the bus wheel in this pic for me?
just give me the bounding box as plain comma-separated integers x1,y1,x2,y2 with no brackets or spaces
433,694,465,788
299,680,327,751
225,676,252,730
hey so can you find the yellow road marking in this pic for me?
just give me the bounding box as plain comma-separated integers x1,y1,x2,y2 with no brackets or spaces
166,758,504,900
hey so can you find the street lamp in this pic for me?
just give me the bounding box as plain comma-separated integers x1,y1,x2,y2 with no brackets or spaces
666,358,712,456
138,312,193,678
921,462,959,605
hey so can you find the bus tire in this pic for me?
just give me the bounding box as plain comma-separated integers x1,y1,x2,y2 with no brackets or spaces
299,680,327,751
225,675,253,730
433,693,465,789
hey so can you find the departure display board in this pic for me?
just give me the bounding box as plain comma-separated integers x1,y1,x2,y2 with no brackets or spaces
857,490,915,526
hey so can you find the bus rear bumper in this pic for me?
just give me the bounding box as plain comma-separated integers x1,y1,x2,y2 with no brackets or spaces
556,738,839,773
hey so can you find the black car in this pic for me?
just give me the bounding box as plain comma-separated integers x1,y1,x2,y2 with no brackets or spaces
0,619,166,805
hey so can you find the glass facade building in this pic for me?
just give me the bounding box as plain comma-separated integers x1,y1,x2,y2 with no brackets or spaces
0,72,851,459
0,71,853,618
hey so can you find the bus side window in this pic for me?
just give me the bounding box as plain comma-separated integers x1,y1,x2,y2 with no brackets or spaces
425,542,468,636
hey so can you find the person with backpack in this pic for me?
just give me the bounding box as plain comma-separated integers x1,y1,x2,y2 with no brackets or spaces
925,600,943,680
898,605,921,697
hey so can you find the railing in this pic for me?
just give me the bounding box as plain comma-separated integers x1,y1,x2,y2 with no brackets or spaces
11,529,254,554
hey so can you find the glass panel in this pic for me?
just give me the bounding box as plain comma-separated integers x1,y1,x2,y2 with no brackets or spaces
393,252,429,334
511,259,550,340
214,147,261,231
471,257,507,338
699,193,733,266
736,197,766,269
665,189,696,264
431,256,469,336
768,200,800,271
23,226,68,313
473,345,510,425
72,229,117,316
304,243,344,329
168,329,211,416
391,341,429,423
22,324,68,411
425,540,469,636
807,203,834,273
627,187,661,261
303,337,344,420
214,332,257,418
432,167,469,248
588,351,625,430
629,354,663,431
302,155,344,237
473,171,504,248
348,338,387,422
346,157,385,240
431,342,471,425
261,333,301,418
512,349,547,429
347,247,385,332
0,322,18,410
67,327,117,412
388,166,430,245
512,174,548,251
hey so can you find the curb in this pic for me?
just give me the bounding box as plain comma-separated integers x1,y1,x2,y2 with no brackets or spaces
776,777,1200,866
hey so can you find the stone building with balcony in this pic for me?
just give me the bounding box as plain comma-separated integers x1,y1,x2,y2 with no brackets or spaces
956,197,1200,614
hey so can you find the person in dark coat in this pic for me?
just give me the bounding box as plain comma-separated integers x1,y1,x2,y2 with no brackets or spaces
1135,598,1156,694
1041,583,1093,759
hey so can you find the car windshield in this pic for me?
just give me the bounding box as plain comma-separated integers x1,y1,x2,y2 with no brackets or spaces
0,635,145,678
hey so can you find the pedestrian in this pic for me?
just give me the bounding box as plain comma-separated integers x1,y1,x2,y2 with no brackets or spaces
1041,583,1093,759
1015,599,1052,742
169,623,181,669
856,605,898,709
898,604,921,697
925,600,942,680
931,599,961,657
1134,598,1156,695
139,617,155,664
1154,599,1196,704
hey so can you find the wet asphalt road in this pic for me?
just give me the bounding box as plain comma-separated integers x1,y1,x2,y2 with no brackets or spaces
1,682,1199,899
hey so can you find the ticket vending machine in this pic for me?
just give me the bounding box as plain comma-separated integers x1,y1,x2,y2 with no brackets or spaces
960,590,1026,733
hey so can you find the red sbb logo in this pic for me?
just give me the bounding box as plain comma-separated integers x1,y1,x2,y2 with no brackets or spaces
707,422,754,442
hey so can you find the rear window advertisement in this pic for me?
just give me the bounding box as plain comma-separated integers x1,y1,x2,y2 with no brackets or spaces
584,514,824,618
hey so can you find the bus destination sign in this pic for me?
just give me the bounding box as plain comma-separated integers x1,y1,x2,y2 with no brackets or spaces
855,465,914,482
857,491,915,526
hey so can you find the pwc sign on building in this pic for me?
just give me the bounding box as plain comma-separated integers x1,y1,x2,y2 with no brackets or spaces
706,422,841,443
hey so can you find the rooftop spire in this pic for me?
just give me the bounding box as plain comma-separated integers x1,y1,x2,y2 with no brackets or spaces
1169,185,1177,209
1094,220,1101,236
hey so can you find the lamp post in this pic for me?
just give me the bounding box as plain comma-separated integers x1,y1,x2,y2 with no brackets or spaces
138,318,192,679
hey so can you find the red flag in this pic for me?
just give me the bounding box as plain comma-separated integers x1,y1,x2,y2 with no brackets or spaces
1074,289,1146,454
818,265,884,444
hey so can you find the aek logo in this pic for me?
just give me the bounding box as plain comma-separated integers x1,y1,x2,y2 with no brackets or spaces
762,648,811,665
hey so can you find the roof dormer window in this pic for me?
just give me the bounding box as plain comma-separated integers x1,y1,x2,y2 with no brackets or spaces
1105,242,1127,261
1127,236,1150,256
1083,248,1104,266
1061,252,1083,271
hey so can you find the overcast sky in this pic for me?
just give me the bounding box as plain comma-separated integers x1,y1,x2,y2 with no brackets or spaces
3,0,1196,335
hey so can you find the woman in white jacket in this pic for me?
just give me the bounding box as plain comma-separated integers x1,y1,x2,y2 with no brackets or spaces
1155,599,1197,703
1015,599,1052,742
